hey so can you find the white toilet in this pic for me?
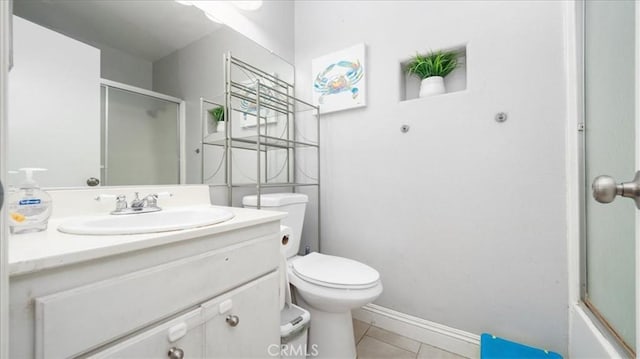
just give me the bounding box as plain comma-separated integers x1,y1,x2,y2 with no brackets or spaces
243,193,383,359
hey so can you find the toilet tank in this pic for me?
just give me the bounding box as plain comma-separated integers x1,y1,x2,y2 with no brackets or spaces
242,193,308,258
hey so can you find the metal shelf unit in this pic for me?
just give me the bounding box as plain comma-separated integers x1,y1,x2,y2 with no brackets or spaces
200,53,321,250
202,135,319,151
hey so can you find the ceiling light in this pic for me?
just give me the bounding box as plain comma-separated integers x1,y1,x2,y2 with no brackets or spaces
231,1,263,11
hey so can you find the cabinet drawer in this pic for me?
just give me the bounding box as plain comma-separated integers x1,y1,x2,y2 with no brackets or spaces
88,308,204,359
35,234,279,359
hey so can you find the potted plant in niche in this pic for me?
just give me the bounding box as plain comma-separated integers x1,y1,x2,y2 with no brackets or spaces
208,106,225,133
405,50,459,97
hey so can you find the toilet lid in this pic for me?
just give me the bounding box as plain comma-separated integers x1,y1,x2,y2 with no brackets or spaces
291,253,380,289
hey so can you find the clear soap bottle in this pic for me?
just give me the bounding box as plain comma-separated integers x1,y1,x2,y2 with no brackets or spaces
7,168,52,234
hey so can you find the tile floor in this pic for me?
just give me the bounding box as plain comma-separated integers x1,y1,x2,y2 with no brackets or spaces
353,319,472,359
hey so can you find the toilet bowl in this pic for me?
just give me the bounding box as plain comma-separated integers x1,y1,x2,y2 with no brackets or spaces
288,253,383,358
243,193,383,359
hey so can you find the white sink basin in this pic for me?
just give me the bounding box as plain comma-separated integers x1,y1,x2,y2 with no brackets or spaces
58,207,235,235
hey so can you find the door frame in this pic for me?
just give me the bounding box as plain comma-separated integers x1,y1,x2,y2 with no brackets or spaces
99,79,187,185
566,0,640,357
0,1,10,357
635,0,640,354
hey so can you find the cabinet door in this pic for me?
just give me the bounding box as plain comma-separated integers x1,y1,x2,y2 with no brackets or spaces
88,308,204,359
202,272,280,358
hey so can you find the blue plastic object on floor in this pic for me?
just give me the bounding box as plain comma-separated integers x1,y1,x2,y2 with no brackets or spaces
481,333,563,359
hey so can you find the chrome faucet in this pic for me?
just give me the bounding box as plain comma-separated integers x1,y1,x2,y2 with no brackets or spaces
129,192,147,210
95,192,172,215
111,192,169,215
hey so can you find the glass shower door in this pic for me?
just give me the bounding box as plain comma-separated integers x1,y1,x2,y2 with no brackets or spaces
584,0,636,355
102,85,180,185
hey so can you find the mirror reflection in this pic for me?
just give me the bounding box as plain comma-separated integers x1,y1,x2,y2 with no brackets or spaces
8,0,293,188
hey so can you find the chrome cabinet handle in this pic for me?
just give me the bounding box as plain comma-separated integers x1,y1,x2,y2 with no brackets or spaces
168,347,184,359
226,314,240,327
592,171,640,209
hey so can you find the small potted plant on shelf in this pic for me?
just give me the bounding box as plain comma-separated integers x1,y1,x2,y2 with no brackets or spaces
208,106,225,133
405,50,459,97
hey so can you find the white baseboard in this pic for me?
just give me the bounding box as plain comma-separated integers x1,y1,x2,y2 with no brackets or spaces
352,304,480,359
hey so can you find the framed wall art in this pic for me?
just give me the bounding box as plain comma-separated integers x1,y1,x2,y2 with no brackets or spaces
312,43,366,114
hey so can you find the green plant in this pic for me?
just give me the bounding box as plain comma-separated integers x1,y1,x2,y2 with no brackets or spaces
208,106,225,122
405,51,459,79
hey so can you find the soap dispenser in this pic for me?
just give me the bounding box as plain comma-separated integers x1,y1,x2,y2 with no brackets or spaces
7,168,52,234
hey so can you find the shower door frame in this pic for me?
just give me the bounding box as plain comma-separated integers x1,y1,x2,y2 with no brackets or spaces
100,79,186,185
567,1,640,357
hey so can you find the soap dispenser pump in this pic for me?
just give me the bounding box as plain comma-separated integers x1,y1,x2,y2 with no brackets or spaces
7,168,52,234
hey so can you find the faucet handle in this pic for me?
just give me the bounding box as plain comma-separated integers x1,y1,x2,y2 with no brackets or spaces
95,194,127,209
144,192,172,208
144,194,158,207
115,194,128,210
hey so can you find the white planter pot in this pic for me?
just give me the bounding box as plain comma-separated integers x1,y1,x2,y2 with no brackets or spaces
419,76,446,97
215,121,225,133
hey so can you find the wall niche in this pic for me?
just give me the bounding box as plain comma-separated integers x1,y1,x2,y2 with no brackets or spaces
400,45,467,102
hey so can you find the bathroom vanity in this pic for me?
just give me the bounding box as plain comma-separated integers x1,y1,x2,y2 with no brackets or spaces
8,186,285,358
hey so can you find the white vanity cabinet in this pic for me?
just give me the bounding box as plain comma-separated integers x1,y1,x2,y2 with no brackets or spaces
9,204,284,359
90,273,279,359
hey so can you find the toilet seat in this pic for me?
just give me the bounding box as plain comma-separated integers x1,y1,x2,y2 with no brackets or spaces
287,255,384,313
291,252,380,289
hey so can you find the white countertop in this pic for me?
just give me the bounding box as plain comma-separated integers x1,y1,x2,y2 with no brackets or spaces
9,206,285,276
9,185,287,276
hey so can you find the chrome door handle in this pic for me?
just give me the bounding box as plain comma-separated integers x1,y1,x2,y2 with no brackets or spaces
592,171,640,209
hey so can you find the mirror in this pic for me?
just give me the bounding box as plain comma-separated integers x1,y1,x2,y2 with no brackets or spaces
7,0,294,188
